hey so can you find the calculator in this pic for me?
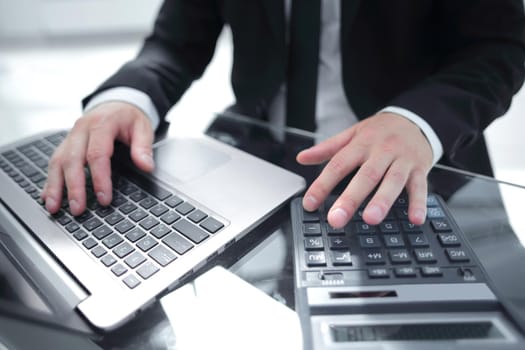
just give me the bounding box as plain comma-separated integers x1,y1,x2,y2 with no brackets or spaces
291,193,524,349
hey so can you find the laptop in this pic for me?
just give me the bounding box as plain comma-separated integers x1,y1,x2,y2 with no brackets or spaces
0,128,305,333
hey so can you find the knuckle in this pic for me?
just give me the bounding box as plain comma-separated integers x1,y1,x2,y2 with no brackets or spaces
361,165,383,185
388,169,407,186
326,156,348,179
86,147,108,164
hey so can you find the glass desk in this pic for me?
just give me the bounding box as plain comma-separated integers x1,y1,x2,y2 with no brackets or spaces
1,112,525,350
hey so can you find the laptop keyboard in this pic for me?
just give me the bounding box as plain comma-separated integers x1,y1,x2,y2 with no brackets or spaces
0,131,226,289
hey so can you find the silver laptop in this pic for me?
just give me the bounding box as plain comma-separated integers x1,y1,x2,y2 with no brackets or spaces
0,129,305,332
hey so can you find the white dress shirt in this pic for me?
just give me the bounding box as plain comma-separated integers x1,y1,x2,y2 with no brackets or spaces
85,0,443,165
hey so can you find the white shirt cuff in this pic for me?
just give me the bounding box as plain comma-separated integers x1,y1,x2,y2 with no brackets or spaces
380,106,443,166
83,87,160,130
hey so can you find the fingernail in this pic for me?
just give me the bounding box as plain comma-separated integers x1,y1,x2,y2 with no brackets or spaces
141,153,154,168
69,199,80,214
45,197,56,212
303,195,318,211
96,192,107,204
412,208,426,223
365,204,383,222
329,207,349,228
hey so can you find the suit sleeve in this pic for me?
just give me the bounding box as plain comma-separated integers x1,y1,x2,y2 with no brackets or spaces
389,0,525,163
82,0,224,122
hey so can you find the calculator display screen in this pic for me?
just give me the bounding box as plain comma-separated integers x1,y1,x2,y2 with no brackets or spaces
331,322,504,342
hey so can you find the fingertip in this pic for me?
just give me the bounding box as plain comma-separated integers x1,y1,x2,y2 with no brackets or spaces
302,195,319,212
45,197,59,214
363,204,384,225
96,191,112,207
327,207,349,229
409,207,426,225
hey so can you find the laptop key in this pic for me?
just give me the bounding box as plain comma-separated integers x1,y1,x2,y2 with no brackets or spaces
111,264,128,277
113,242,135,259
139,216,159,231
136,262,160,280
82,238,97,250
123,274,141,289
173,219,209,244
125,227,146,243
102,234,124,249
124,252,146,269
101,254,117,267
137,236,158,252
148,245,177,267
91,246,107,258
129,208,148,222
93,225,113,240
73,230,88,241
163,232,193,255
200,217,224,234
165,195,183,208
175,202,195,215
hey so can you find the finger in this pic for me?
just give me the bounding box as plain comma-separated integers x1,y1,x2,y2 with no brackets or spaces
62,130,90,216
129,116,155,172
297,127,355,165
362,160,410,225
327,153,393,228
406,167,428,225
302,143,364,212
86,126,116,207
43,153,65,214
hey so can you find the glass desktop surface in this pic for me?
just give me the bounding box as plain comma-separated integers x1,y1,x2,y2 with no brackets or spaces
92,112,525,349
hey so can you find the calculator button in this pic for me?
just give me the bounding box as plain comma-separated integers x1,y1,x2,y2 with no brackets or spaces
304,237,324,251
363,250,385,265
384,234,405,248
329,237,350,250
414,249,437,263
302,210,320,222
402,222,423,233
326,224,345,236
368,268,390,278
395,208,409,220
331,251,352,266
438,233,461,246
407,234,429,247
431,219,452,232
305,251,326,267
446,248,470,262
421,266,443,277
303,223,322,236
356,222,376,234
389,249,411,264
426,195,440,207
394,196,408,207
380,222,399,234
427,207,446,219
394,267,417,277
359,236,381,248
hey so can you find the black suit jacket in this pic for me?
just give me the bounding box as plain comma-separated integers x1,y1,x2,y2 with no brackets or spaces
85,0,525,177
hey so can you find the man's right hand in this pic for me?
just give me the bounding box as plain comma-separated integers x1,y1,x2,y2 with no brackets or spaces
41,102,155,216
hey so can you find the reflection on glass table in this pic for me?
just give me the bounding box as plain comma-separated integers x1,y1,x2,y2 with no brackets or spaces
0,112,524,350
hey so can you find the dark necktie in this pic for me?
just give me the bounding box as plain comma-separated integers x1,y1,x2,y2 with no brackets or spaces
286,0,321,132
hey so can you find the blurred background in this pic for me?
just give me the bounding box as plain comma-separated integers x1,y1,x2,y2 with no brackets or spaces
0,0,523,186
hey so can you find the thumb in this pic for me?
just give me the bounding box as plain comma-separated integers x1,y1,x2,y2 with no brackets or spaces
129,115,155,172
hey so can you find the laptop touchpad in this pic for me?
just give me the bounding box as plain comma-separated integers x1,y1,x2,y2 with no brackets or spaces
153,138,231,183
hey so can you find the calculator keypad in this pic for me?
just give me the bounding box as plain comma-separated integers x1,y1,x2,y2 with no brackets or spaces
295,194,482,285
